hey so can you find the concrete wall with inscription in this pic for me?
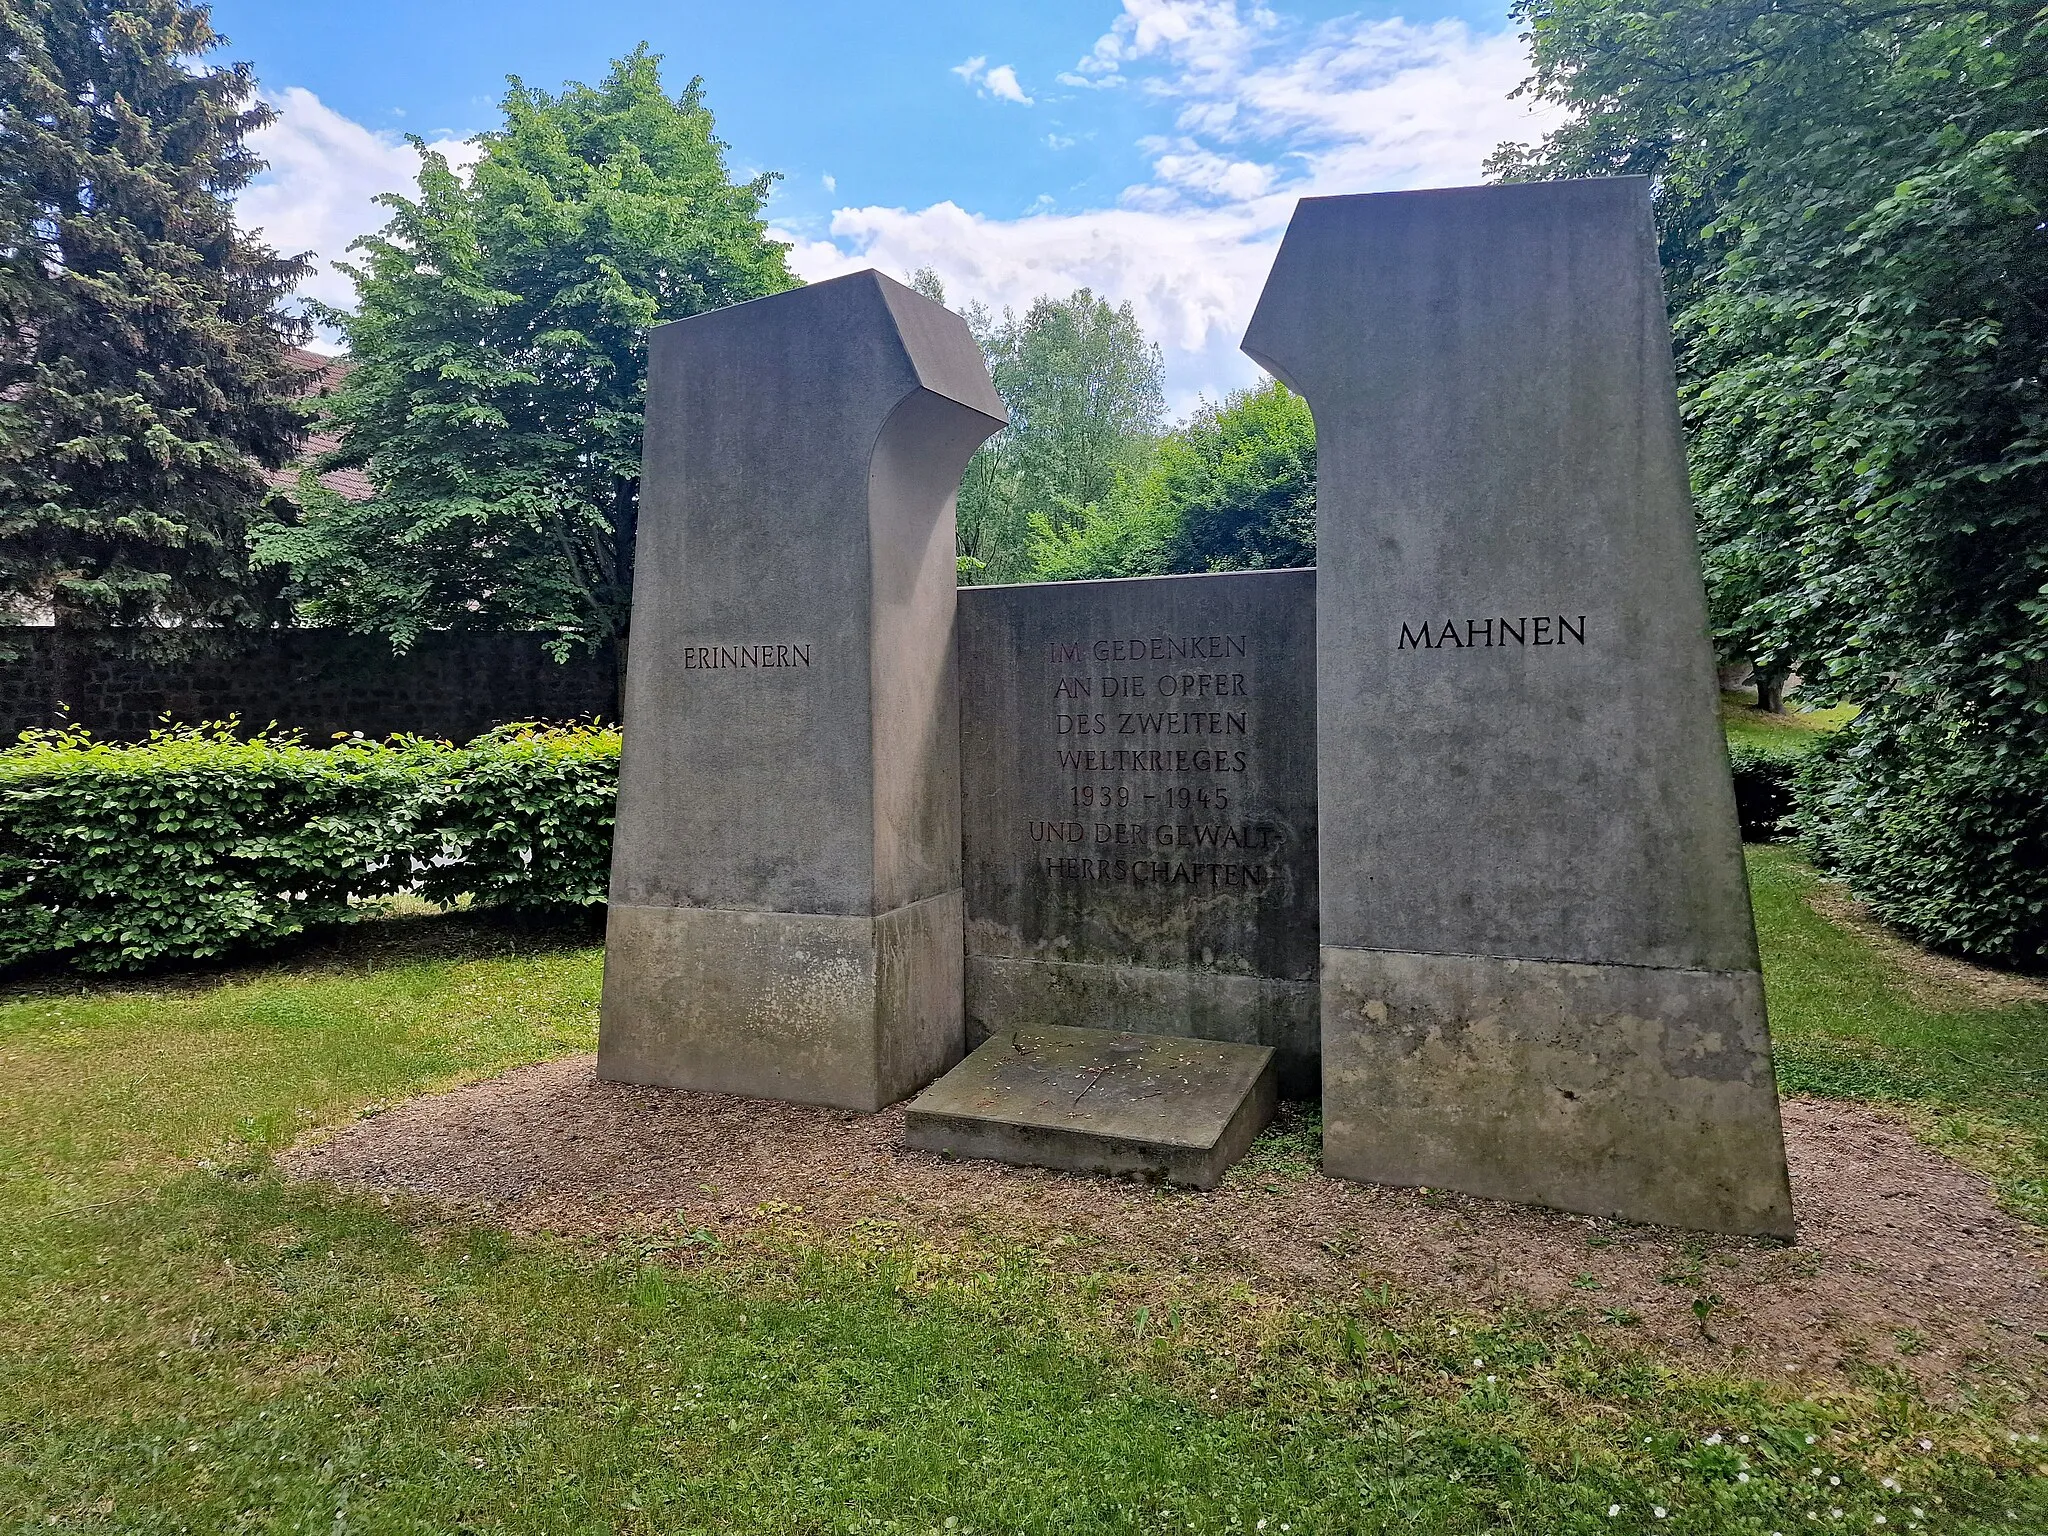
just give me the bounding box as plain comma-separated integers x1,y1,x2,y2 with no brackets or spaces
958,569,1320,1092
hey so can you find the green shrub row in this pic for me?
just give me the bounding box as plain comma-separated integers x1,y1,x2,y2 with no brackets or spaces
0,723,618,974
1796,713,2048,970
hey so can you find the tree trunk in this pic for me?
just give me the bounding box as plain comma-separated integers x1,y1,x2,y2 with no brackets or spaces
1755,669,1787,714
48,599,92,732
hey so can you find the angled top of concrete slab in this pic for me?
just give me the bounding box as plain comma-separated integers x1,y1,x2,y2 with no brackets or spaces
906,1025,1275,1151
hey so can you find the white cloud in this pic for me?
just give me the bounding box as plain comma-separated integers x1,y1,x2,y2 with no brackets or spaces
785,198,1284,414
1072,0,1277,88
983,65,1034,105
239,87,477,344
822,172,837,192
953,55,1035,106
804,6,1563,408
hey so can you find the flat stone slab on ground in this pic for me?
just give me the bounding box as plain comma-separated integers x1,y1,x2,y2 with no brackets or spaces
901,1023,1277,1188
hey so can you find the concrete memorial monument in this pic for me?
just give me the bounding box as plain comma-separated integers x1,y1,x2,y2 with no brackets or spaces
599,271,1004,1112
1243,178,1793,1235
602,182,1792,1232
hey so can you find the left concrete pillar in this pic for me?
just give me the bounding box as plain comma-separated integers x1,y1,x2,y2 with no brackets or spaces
599,271,1006,1111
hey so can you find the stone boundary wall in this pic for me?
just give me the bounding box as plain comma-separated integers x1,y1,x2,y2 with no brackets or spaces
0,628,616,743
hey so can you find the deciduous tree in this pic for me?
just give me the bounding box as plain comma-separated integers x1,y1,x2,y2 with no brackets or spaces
948,285,1164,584
258,49,796,659
1493,0,2048,963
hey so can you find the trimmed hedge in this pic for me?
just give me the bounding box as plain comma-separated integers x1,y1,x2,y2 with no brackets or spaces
0,723,617,974
1796,713,2048,969
417,723,619,914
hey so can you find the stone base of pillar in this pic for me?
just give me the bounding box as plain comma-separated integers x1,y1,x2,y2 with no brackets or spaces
598,890,964,1113
1321,945,1794,1236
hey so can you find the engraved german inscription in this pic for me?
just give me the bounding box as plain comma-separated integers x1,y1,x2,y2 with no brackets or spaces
1396,615,1588,649
680,642,814,670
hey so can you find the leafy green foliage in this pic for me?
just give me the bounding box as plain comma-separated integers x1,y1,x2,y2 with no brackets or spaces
255,49,796,655
951,286,1165,584
1495,0,2048,964
0,0,311,627
1796,718,2048,966
0,723,621,973
417,722,620,914
0,727,445,972
1031,381,1316,580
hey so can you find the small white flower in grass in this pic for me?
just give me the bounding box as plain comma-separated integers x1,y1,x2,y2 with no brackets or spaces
1473,1357,1484,1367
1807,1435,1819,1444
1832,1510,1843,1520
1882,1479,1899,1491
1918,1440,1932,1451
1707,1434,1723,1445
1257,1522,1267,1532
1487,1375,1497,1384
1739,1473,1752,1484
1875,1518,1886,1526
1830,1477,1841,1487
1739,1435,1752,1444
1654,1507,1667,1519
1608,1506,1621,1518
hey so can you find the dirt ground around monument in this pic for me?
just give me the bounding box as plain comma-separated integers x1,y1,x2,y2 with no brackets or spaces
288,1057,2046,1405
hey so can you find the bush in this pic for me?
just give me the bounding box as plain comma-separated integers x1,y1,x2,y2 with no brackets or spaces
1796,712,2048,970
1726,739,1811,842
418,723,620,914
0,727,450,973
0,721,621,974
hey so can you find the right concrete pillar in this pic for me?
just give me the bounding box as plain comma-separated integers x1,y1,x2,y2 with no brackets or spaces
1243,179,1793,1236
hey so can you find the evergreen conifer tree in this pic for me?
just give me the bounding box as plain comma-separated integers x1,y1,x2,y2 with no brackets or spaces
0,0,309,628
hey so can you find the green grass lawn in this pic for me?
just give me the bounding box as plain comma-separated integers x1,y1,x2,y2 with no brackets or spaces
1720,692,1859,752
0,873,2042,1533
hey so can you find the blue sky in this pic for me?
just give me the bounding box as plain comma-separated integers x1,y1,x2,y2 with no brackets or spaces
217,0,1559,410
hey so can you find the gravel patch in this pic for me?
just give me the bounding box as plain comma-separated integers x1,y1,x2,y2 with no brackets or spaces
289,1056,2046,1395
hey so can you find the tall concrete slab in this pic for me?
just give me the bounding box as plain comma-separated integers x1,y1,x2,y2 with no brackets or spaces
957,569,1320,1093
600,271,1004,1112
1243,179,1792,1235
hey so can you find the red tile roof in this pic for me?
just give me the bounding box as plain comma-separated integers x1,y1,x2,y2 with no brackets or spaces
267,348,375,503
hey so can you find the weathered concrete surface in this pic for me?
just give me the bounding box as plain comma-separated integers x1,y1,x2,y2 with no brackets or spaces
1323,948,1792,1235
903,1023,1277,1187
958,570,1318,1090
1243,179,1790,1234
600,893,963,1112
964,955,1317,1096
601,272,1004,1109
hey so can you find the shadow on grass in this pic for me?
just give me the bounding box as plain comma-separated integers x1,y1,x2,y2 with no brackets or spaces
0,903,607,1004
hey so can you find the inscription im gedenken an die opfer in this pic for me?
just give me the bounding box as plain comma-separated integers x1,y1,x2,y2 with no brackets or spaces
1037,632,1276,890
